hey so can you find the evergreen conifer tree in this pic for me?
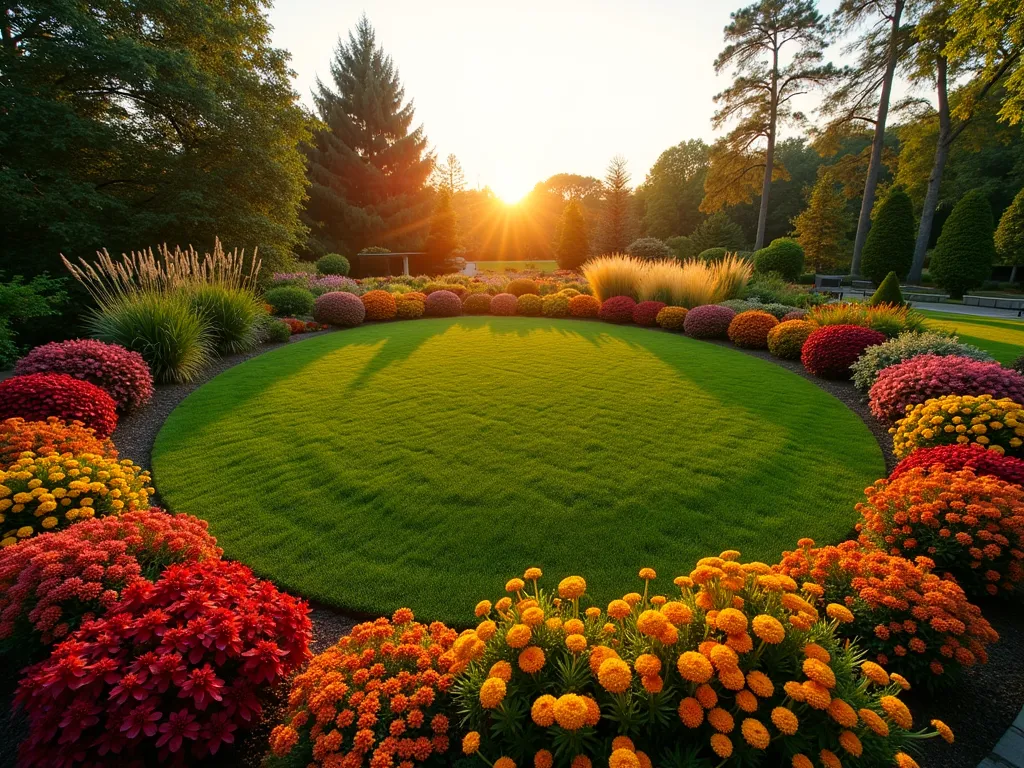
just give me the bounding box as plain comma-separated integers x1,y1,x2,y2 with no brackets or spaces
930,189,996,298
597,156,635,254
792,171,850,273
995,187,1024,283
424,189,459,273
557,200,590,270
869,271,905,305
861,188,916,283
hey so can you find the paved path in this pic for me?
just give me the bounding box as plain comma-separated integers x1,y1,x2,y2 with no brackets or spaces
908,301,1023,320
979,705,1024,767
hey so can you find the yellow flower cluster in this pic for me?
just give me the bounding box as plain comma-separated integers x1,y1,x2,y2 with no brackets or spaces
890,393,1024,459
0,452,152,545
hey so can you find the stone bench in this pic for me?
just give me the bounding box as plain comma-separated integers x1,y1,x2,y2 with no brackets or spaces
903,292,949,303
964,295,1024,316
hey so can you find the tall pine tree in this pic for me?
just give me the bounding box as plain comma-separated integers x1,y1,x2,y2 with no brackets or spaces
597,156,635,254
792,170,851,273
303,16,433,258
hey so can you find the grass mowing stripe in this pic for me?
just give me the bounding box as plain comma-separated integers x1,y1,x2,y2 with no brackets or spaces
153,317,883,624
921,310,1024,364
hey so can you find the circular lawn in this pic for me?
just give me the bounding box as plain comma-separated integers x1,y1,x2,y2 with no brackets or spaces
152,316,884,623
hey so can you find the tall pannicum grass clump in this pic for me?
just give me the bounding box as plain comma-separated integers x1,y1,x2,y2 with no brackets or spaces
582,254,645,302
586,253,752,308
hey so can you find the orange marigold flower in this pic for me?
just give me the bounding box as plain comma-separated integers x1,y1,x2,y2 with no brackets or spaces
566,634,587,653
695,683,718,709
582,695,601,726
636,609,669,637
891,672,911,690
534,750,553,768
553,694,588,730
506,578,525,592
719,666,746,691
771,706,798,735
546,617,563,632
861,661,889,686
679,697,704,727
735,690,758,712
611,736,635,752
476,620,497,641
752,614,786,644
531,695,556,727
801,681,831,710
820,749,842,768
607,599,631,619
524,567,543,581
716,607,748,635
677,651,714,683
636,751,652,768
462,731,481,755
480,677,506,709
474,601,491,617
519,646,545,674
792,756,813,768
489,661,512,681
710,643,739,671
623,592,642,606
803,643,830,663
641,674,663,694
521,607,545,627
610,749,640,768
639,567,657,580
881,695,913,729
495,758,516,768
708,707,735,733
828,698,858,728
603,622,616,634
839,730,862,757
826,603,855,623
895,753,920,768
746,670,774,698
558,576,587,599
564,618,585,635
571,757,592,768
741,718,770,749
589,645,619,676
726,632,754,653
506,624,532,648
635,653,662,677
932,719,954,744
859,708,890,736
585,606,601,620
710,734,733,759
598,657,632,693
660,601,693,626
674,575,694,589
496,597,512,612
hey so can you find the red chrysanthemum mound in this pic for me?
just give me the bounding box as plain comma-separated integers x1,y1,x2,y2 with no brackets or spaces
869,355,1024,423
599,296,638,324
490,293,518,316
16,339,153,413
777,538,998,684
767,319,814,360
506,278,539,297
632,301,667,327
314,291,366,327
361,290,398,321
463,292,493,315
0,373,118,438
728,310,779,349
0,508,221,661
15,559,311,767
269,609,458,767
656,306,688,330
856,467,1024,597
425,290,463,318
683,304,736,339
890,444,1024,486
782,309,807,321
569,294,601,318
0,417,116,468
801,325,886,379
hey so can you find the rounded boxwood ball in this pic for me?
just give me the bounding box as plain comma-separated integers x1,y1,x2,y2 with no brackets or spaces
316,253,350,276
314,291,366,327
425,290,463,317
490,293,518,316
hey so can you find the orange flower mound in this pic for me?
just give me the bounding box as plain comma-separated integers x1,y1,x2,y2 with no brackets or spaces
269,610,457,767
569,294,601,318
0,417,117,468
727,310,779,349
854,467,1024,598
360,289,398,321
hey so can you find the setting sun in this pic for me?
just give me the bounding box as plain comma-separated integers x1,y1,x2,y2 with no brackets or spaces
489,174,534,205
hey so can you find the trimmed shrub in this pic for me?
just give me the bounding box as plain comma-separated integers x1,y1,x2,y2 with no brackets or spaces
15,560,311,766
757,302,796,319
666,235,696,259
862,189,916,283
266,319,292,342
683,304,736,339
801,325,887,379
0,373,118,438
869,271,905,306
516,293,543,316
598,295,637,324
930,189,997,298
265,285,315,317
424,290,463,317
361,289,398,321
868,355,1024,422
0,452,152,545
632,300,666,327
767,319,814,360
268,610,457,768
656,306,688,331
316,253,350,276
0,417,116,468
627,237,670,260
697,247,729,263
753,237,805,281
569,294,601,318
891,394,1024,458
506,278,539,297
890,443,1024,486
464,292,493,315
395,298,425,319
727,310,778,349
850,331,993,393
15,339,153,413
856,468,1024,596
808,302,926,338
400,291,428,303
424,282,468,298
0,508,220,663
542,293,571,318
490,293,518,316
718,298,757,313
781,308,808,321
315,291,366,326
777,539,998,684
558,287,581,298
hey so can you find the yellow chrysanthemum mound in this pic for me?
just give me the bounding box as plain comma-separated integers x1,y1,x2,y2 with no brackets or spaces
890,393,1024,459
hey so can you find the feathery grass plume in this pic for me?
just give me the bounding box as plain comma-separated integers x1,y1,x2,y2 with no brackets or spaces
636,254,752,308
638,260,683,304
710,253,753,303
582,254,644,301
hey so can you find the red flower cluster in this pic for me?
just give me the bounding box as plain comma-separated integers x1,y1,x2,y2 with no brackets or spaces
0,373,119,438
15,339,154,413
856,467,1024,597
801,325,886,379
776,539,998,683
282,318,330,335
15,560,311,767
599,296,637,324
269,608,458,768
0,508,221,660
632,301,666,327
890,444,1024,486
727,310,779,349
0,416,117,468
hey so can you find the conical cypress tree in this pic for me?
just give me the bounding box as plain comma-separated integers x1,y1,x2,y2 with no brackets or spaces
861,188,915,284
995,187,1024,284
557,200,590,270
930,189,996,299
303,15,433,257
869,271,904,306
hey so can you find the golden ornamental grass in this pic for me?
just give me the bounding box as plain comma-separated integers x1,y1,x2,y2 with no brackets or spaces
585,252,751,308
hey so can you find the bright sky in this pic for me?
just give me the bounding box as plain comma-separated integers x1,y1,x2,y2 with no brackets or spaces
270,0,861,202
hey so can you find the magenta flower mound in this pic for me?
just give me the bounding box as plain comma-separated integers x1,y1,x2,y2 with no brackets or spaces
890,443,1024,486
782,309,807,322
14,559,311,766
15,339,153,413
462,292,493,315
801,324,886,379
683,304,736,339
869,354,1024,422
0,373,118,438
633,301,667,327
424,289,463,317
490,293,518,316
599,296,637,324
314,291,365,327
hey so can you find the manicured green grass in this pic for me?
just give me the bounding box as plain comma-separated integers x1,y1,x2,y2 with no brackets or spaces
921,310,1024,364
153,317,884,624
472,259,559,273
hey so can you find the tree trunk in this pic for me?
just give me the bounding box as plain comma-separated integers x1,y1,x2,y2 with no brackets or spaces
1012,264,1019,284
755,44,781,252
850,0,905,277
908,55,951,284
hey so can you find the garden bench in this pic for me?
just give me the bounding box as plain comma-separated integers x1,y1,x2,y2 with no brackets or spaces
813,275,843,300
963,295,1024,316
903,292,948,303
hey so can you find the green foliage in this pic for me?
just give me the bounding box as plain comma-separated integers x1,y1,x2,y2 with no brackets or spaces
862,188,916,283
744,273,823,308
424,188,460,272
689,212,746,253
627,237,670,260
697,247,729,263
0,274,67,368
792,170,851,272
264,286,316,317
753,238,805,281
556,199,590,270
995,187,1024,268
665,236,696,260
316,253,350,276
266,319,293,343
596,155,635,254
641,139,710,239
186,285,265,356
869,272,905,307
930,189,997,298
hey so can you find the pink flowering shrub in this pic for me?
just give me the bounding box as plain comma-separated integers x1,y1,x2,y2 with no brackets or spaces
890,443,1024,486
801,325,886,379
15,339,153,413
682,304,736,339
598,295,637,324
0,373,118,438
425,290,463,317
314,291,366,327
15,559,311,767
869,355,1024,422
632,301,666,327
490,293,518,316
0,508,221,662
